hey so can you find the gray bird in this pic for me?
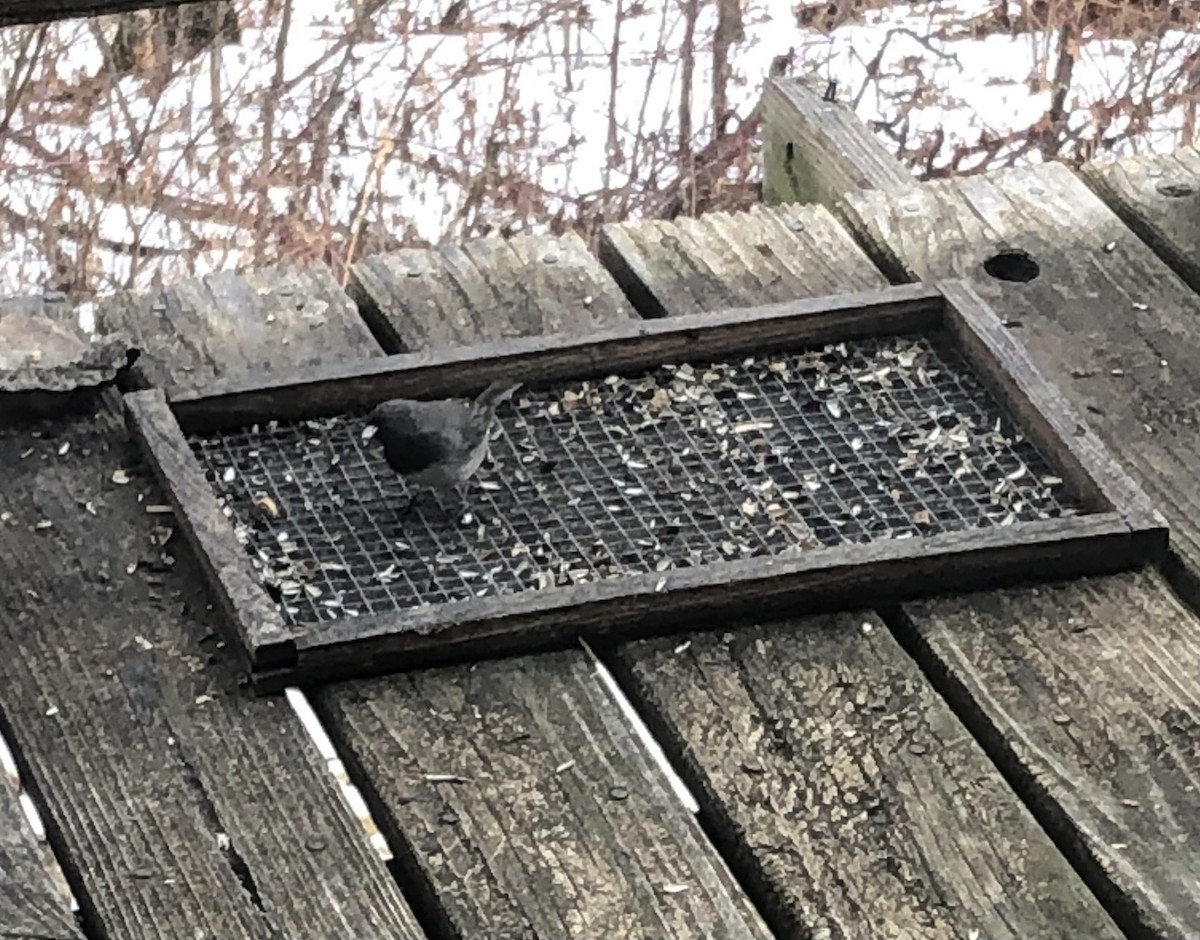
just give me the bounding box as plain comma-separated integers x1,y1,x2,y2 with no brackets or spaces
367,380,521,509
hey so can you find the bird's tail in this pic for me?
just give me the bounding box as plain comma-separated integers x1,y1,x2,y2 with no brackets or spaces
472,380,521,418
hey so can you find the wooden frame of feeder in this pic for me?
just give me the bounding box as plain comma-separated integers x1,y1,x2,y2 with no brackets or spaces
123,278,1169,693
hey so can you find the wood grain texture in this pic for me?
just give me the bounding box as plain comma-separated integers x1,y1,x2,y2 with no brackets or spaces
0,0,177,25
0,291,138,423
316,652,771,940
315,234,776,939
598,203,887,318
272,512,1147,692
1078,148,1200,294
350,232,636,352
95,264,379,396
171,282,943,429
840,163,1199,580
759,78,913,208
839,160,1200,939
597,203,1119,937
0,775,81,940
891,569,1200,940
0,308,132,396
939,279,1166,532
610,615,1123,940
124,388,296,669
0,401,425,940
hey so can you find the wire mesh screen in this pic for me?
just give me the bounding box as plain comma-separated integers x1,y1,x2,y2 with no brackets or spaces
187,332,1083,626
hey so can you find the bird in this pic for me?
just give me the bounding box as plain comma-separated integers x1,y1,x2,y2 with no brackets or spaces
366,380,521,512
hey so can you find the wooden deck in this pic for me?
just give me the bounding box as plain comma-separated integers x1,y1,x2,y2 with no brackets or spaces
3,59,1200,940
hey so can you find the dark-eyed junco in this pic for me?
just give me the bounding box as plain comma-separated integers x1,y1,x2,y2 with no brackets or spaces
367,380,520,506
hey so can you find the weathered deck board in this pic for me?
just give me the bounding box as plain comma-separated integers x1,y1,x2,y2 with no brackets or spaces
838,162,1200,939
0,292,134,425
96,265,380,395
322,652,770,940
840,165,1195,569
1079,148,1200,294
895,568,1200,939
598,204,877,318
0,774,80,940
0,279,421,937
611,616,1121,940
317,231,774,940
760,77,914,208
595,204,1120,938
351,232,636,352
0,403,425,940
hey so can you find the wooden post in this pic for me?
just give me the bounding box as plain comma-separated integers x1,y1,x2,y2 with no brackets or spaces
760,77,913,208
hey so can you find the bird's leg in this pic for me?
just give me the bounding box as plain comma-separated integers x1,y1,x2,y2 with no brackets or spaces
431,486,463,524
399,485,423,519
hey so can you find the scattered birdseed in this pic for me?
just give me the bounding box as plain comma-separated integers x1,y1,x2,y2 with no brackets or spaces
186,333,1081,628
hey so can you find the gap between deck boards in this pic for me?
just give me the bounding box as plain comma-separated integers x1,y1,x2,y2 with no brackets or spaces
0,720,82,931
0,723,79,914
281,651,704,871
752,104,1200,938
328,237,777,940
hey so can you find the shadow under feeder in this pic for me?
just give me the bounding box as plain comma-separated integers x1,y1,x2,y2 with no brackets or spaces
122,280,1169,693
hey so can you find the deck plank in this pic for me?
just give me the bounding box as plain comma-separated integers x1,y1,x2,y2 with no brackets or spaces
844,165,1200,576
598,204,868,318
0,406,424,940
96,264,380,395
322,651,769,940
1079,147,1200,294
0,773,80,940
596,203,1121,939
351,232,635,352
0,276,424,938
318,231,773,940
838,161,1200,939
896,568,1200,939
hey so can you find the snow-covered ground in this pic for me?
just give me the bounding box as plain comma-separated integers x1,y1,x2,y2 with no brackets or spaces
0,0,1194,298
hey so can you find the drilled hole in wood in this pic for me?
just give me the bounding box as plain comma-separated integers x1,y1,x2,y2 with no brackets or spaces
983,250,1040,283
